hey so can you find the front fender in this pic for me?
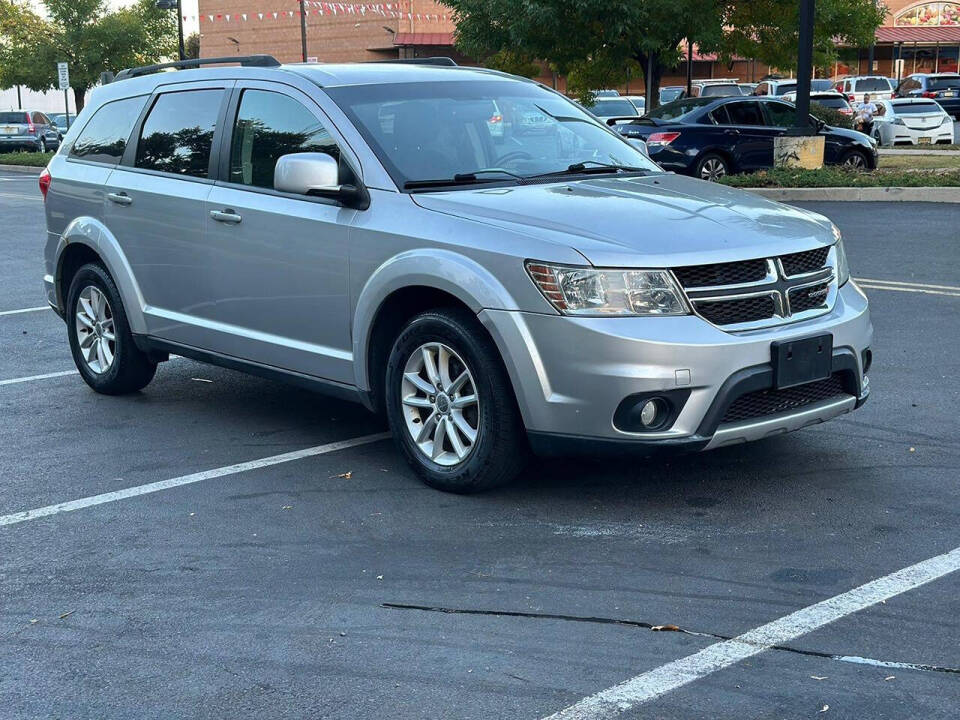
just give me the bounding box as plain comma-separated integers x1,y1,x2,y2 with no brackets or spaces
57,216,147,334
351,248,523,392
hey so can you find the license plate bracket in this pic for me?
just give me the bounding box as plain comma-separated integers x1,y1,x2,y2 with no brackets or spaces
771,334,833,389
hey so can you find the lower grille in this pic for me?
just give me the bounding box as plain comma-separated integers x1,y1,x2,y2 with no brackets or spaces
788,282,830,314
721,374,847,424
696,295,775,325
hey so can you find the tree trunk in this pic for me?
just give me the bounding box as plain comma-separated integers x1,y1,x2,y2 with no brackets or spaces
635,50,666,111
73,86,86,113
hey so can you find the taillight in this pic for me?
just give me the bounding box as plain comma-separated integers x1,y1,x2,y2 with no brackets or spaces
922,90,937,98
647,131,680,146
840,108,853,115
848,94,856,102
38,168,51,200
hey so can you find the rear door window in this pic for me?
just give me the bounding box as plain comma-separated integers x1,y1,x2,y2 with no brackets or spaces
723,101,766,126
135,89,224,178
763,101,796,127
70,95,148,165
228,89,339,188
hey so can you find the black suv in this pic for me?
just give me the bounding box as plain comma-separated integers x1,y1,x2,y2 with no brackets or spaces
895,73,960,119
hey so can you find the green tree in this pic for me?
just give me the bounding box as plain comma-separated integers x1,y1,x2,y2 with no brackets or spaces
0,0,176,111
185,32,200,61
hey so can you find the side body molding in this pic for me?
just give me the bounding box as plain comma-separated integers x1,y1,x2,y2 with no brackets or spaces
352,248,521,392
55,216,148,334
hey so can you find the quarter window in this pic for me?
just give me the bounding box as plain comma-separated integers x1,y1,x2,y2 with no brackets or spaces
135,89,223,178
70,95,148,165
229,89,339,188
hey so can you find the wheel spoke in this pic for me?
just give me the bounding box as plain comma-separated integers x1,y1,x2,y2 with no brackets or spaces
94,338,105,370
415,411,438,443
437,345,453,389
79,331,96,350
402,395,433,409
451,411,477,444
404,371,434,396
422,346,441,387
431,415,448,459
445,370,469,395
92,289,105,319
452,394,477,409
445,417,467,459
76,312,94,330
99,339,114,368
79,296,96,321
102,330,116,342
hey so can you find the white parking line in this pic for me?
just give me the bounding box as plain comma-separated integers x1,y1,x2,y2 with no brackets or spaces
542,544,960,719
856,277,960,292
0,369,77,387
0,191,39,201
0,432,391,528
858,283,960,298
0,306,48,317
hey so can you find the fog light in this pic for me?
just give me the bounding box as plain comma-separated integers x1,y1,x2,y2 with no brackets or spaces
640,399,664,428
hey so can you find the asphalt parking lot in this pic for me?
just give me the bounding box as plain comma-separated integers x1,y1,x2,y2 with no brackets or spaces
1,168,958,719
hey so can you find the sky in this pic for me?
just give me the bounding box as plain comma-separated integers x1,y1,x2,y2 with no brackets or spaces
107,0,201,34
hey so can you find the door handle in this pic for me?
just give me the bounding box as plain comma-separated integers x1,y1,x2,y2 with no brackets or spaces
107,192,133,206
210,209,242,224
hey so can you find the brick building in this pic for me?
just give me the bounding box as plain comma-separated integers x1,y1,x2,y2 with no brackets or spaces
196,1,960,94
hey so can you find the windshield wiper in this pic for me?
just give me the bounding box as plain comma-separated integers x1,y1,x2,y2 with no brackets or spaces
528,161,651,179
403,168,522,190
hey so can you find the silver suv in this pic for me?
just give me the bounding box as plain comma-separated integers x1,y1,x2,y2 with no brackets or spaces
41,57,873,493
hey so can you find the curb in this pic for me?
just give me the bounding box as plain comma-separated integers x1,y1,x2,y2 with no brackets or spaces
745,186,960,203
0,164,43,174
878,149,960,156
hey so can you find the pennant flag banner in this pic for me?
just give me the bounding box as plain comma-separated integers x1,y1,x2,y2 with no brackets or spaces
192,4,449,22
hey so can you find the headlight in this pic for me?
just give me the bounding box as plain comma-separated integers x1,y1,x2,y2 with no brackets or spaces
526,261,689,316
832,229,850,287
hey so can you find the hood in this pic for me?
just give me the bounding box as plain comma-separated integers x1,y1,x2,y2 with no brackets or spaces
411,173,835,268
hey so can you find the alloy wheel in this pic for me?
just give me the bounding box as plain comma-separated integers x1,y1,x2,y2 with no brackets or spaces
700,157,727,181
843,153,866,169
401,342,480,467
75,286,116,374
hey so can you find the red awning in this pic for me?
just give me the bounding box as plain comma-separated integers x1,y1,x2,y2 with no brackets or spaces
875,26,960,43
393,32,454,47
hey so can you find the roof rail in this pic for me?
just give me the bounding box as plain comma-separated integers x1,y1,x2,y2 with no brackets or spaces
113,55,281,82
369,57,458,67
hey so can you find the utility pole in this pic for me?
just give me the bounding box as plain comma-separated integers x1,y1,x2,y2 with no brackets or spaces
686,38,693,97
155,1,185,60
792,0,815,134
300,0,308,62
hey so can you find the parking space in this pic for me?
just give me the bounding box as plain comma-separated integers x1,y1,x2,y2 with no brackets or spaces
1,184,958,718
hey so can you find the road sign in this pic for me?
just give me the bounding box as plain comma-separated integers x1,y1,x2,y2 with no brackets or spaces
57,62,69,91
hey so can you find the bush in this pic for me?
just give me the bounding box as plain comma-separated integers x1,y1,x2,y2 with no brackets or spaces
0,151,53,167
809,101,854,129
719,166,960,188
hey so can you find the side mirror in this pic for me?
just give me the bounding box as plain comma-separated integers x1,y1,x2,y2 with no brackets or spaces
274,153,369,209
628,138,649,156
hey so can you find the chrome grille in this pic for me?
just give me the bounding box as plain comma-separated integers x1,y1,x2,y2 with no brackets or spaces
721,374,847,424
673,246,836,331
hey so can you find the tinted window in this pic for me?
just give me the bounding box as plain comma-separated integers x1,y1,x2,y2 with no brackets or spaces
854,78,891,92
229,89,338,188
592,99,638,117
70,96,147,165
723,102,766,125
0,112,28,123
648,98,715,121
135,89,223,178
660,87,684,103
773,82,796,95
814,97,849,109
811,79,834,92
928,76,960,90
894,102,943,114
764,102,796,126
700,84,743,97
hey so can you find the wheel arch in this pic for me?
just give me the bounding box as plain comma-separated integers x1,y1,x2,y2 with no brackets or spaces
695,147,737,175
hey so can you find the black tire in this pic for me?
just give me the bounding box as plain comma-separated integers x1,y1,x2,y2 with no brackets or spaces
37,137,46,153
841,149,869,170
695,152,730,181
66,263,157,395
384,308,528,493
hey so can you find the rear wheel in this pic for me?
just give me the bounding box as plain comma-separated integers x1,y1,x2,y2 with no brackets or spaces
66,263,157,395
695,153,729,181
385,308,527,493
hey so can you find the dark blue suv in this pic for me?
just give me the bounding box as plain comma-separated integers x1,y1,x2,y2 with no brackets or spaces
615,97,878,180
895,73,960,119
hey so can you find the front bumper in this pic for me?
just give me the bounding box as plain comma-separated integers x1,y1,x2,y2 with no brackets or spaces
479,281,872,454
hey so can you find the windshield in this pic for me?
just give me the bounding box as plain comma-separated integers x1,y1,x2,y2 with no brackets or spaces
928,76,960,90
325,80,659,187
854,78,891,92
647,98,714,121
0,112,28,123
660,87,684,103
591,99,638,117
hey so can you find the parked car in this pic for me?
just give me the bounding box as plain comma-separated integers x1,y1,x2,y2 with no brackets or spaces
41,58,872,493
836,76,896,104
810,79,836,92
616,96,878,179
870,98,955,145
49,113,76,136
895,73,960,119
738,82,758,95
752,79,797,96
592,89,621,98
682,80,744,98
781,90,854,117
624,95,646,113
0,109,61,152
590,97,640,121
660,86,685,104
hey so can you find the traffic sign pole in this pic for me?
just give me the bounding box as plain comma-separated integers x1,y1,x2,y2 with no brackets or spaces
57,62,71,134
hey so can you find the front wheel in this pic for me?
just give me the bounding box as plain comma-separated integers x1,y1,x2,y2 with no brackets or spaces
695,153,729,182
385,308,528,493
841,150,869,170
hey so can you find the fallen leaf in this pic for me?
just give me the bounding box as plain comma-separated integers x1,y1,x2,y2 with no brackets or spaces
651,624,680,632
376,575,383,580
885,675,895,681
58,610,75,620
810,676,828,681
819,705,829,713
